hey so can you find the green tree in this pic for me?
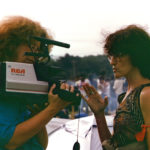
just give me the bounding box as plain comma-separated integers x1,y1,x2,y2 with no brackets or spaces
50,53,113,80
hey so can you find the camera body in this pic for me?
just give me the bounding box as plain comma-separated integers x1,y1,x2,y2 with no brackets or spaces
0,62,48,106
0,61,81,107
0,36,81,107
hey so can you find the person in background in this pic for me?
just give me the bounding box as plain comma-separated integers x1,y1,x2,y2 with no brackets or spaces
113,77,126,96
0,16,76,150
98,76,111,115
98,76,110,100
109,79,118,113
88,73,98,89
75,74,90,117
82,25,150,149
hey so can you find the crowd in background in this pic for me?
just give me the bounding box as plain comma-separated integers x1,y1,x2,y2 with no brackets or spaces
55,73,128,118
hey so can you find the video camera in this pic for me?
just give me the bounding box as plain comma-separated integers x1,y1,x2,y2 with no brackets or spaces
0,36,81,108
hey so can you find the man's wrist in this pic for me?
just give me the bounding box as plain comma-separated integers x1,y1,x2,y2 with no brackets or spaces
94,111,105,118
46,105,59,116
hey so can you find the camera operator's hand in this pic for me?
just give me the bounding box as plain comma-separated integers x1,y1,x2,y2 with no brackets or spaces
48,83,73,113
82,83,108,116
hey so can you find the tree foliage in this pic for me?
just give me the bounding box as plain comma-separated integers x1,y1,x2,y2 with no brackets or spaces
50,53,114,80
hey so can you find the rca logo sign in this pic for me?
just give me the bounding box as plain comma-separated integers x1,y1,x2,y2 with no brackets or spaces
11,68,25,76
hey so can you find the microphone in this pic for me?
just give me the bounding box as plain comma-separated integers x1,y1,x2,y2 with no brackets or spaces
73,141,80,150
31,36,70,48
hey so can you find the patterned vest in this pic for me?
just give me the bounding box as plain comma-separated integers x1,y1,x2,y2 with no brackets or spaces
111,83,150,147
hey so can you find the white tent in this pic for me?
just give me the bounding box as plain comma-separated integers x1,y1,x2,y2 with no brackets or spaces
46,115,114,150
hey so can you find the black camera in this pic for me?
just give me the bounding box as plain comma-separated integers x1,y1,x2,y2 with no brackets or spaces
26,36,81,106
0,36,81,108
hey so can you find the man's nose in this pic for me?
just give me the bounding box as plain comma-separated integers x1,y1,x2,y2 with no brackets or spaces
109,56,116,65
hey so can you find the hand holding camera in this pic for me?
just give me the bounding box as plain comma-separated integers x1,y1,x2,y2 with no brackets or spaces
48,83,76,112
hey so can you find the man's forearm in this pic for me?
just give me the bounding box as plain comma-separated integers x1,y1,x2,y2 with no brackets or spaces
5,106,58,150
36,127,48,150
95,112,112,142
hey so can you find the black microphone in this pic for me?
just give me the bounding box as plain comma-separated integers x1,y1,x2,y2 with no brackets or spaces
31,36,70,48
73,141,80,150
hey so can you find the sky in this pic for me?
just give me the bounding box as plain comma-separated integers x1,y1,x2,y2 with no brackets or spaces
0,0,150,58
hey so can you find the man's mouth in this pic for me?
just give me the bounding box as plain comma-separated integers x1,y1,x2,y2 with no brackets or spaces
24,59,34,63
112,66,116,71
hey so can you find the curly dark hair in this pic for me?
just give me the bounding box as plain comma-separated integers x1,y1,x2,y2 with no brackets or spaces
104,25,150,79
0,16,53,61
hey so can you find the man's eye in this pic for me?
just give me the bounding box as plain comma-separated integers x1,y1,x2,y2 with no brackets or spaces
31,45,41,53
30,45,35,49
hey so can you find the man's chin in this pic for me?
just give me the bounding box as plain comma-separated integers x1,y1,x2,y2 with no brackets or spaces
114,73,122,79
